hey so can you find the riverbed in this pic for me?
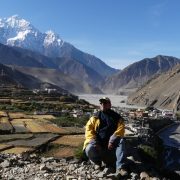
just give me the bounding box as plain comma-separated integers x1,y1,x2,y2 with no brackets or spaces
77,94,145,109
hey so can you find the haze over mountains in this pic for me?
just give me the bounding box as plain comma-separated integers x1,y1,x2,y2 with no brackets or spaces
0,15,180,97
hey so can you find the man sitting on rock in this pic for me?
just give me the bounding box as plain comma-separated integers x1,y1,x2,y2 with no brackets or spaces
83,97,128,177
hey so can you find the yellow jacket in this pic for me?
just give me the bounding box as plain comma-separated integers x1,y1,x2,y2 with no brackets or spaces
83,114,125,150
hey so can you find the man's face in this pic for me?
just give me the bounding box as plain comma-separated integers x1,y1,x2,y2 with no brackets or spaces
100,101,111,111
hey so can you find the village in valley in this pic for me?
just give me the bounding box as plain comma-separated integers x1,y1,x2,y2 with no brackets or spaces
0,80,179,179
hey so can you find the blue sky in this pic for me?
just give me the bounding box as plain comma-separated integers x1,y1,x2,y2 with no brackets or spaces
0,0,180,69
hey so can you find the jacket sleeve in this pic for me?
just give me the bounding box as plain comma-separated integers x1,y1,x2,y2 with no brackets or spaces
83,116,99,149
109,119,125,144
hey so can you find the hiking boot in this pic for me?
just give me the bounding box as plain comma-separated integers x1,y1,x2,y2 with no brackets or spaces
117,168,128,176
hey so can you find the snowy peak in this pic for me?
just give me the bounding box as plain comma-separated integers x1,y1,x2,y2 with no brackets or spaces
0,15,116,78
6,15,31,29
0,15,35,33
0,15,63,54
44,30,63,47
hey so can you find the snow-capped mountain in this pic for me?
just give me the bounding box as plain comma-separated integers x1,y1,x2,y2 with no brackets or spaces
0,15,116,78
0,15,63,56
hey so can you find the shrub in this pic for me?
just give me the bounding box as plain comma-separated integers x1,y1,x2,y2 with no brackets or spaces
176,112,180,120
74,143,88,161
52,115,88,127
60,96,76,103
76,99,89,105
138,139,163,168
138,144,158,160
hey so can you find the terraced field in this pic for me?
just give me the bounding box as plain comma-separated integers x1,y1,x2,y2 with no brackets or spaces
0,111,85,158
0,134,33,142
0,111,7,116
46,147,76,158
0,117,13,132
1,147,34,154
52,135,84,147
6,133,59,147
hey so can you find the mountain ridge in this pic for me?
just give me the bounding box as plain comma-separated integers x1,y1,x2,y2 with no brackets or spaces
102,55,180,94
0,43,102,94
0,15,117,78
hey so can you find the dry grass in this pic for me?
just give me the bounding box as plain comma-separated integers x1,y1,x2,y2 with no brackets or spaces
6,134,59,147
25,122,48,133
52,135,84,147
11,118,34,124
11,119,68,134
0,111,7,116
46,147,75,158
0,134,33,142
0,144,13,151
0,117,13,131
1,147,34,154
8,112,29,119
25,121,67,133
0,117,9,123
31,115,56,120
61,127,85,134
42,123,68,134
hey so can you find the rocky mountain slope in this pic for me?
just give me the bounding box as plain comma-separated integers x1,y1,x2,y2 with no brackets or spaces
0,63,67,93
102,55,180,94
127,64,180,111
57,42,117,78
13,46,104,86
52,57,104,86
0,43,102,93
0,15,117,78
0,43,45,68
14,66,102,94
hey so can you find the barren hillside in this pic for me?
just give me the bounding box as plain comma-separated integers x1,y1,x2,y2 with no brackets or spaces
127,64,180,111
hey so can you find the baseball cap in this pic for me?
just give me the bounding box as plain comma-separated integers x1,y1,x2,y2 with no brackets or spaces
99,97,111,103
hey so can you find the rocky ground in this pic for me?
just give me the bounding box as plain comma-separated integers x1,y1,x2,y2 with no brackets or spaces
0,153,176,180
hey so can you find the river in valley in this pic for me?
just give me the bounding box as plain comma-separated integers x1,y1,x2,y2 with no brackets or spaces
77,94,144,109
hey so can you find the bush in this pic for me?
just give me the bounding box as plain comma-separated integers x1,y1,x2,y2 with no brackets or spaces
138,139,163,168
74,143,88,161
76,99,89,105
176,112,180,120
138,144,158,160
60,96,76,103
52,115,88,127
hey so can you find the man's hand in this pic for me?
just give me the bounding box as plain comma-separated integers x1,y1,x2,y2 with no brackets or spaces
108,143,114,150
